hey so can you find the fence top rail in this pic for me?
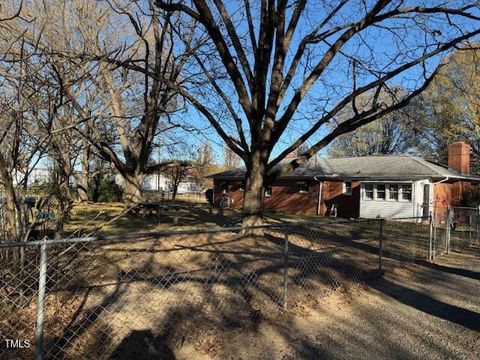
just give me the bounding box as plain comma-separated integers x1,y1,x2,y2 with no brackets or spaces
450,206,480,210
278,218,382,227
0,223,284,249
384,216,430,221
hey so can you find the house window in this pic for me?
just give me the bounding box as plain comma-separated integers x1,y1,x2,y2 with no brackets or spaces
236,181,245,192
297,182,309,193
401,184,412,201
388,184,398,200
364,184,374,200
265,186,272,197
221,182,228,194
343,181,352,195
376,184,386,200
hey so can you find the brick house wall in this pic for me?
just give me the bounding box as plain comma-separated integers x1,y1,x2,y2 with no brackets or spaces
213,178,361,217
213,179,320,214
321,180,360,218
433,180,473,221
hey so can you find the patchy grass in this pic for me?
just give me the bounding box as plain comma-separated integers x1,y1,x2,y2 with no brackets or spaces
65,202,242,236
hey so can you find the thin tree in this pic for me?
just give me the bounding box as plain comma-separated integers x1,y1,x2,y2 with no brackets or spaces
164,161,192,199
328,89,417,156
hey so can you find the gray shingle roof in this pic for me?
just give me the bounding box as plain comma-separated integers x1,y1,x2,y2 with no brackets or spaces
211,154,480,182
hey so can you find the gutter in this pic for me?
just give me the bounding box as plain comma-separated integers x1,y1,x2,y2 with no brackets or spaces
433,176,449,185
314,176,323,216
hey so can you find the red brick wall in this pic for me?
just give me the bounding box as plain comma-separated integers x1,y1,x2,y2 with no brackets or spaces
213,178,361,217
264,180,319,214
448,142,470,175
433,180,472,221
213,179,320,214
321,180,360,218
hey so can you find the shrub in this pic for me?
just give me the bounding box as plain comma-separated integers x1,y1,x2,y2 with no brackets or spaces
88,177,124,203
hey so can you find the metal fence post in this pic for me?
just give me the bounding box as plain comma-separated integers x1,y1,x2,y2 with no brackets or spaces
446,207,451,254
283,224,289,311
432,210,437,260
428,211,433,262
35,239,48,360
379,218,384,271
477,206,480,244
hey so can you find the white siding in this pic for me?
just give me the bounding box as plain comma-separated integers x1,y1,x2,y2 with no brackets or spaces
359,180,429,220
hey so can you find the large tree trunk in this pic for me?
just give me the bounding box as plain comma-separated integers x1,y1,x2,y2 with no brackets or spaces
242,153,267,226
123,171,144,206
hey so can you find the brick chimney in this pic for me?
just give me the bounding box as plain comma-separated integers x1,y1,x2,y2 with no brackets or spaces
448,142,470,175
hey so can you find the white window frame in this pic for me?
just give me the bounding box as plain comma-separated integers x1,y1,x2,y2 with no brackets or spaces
375,184,386,201
400,184,413,202
362,182,413,203
363,184,374,200
387,184,399,201
343,181,352,196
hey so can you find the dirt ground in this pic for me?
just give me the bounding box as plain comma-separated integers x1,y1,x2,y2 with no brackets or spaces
201,262,479,360
2,211,479,360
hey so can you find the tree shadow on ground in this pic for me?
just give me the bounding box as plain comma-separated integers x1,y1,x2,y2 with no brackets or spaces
369,275,480,332
110,330,175,360
43,224,480,358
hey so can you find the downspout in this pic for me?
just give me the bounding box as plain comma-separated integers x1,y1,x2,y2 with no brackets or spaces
314,176,323,216
433,176,449,185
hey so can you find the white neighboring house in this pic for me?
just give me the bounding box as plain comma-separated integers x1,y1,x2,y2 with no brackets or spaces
114,173,201,193
13,168,52,187
175,179,202,194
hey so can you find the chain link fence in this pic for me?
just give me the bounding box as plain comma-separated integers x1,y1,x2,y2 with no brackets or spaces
1,220,385,359
448,206,480,252
1,212,474,359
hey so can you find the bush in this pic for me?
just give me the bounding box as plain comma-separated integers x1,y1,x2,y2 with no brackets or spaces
88,177,124,203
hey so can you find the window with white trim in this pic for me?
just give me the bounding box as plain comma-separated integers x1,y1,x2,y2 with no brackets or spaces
364,184,374,200
401,184,412,201
388,184,399,200
363,183,412,202
376,184,386,200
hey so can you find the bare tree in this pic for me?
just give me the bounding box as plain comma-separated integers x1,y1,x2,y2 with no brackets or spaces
154,0,480,224
164,161,192,199
21,0,198,205
224,145,241,170
328,89,417,156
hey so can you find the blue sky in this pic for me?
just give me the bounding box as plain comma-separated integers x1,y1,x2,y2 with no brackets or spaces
31,0,480,168
162,1,480,164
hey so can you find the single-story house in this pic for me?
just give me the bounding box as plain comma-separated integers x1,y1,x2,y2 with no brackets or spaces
115,173,202,194
210,142,480,220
